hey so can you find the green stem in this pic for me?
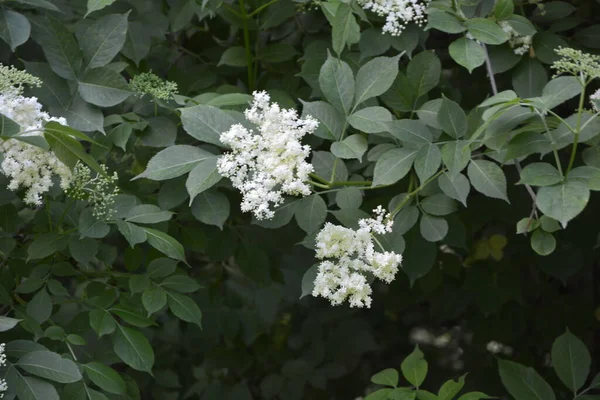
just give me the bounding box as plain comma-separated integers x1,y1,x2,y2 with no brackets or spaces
247,0,281,17
309,172,330,185
535,109,564,177
46,202,53,232
239,0,255,91
57,197,76,230
566,80,588,175
390,170,445,218
308,180,330,189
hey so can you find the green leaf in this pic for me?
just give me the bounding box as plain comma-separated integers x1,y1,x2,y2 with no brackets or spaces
110,307,154,328
393,205,420,234
31,16,82,80
456,393,494,400
401,345,428,388
389,388,416,400
295,194,327,234
531,230,556,256
89,309,116,337
493,0,514,19
466,19,509,44
319,54,355,115
179,104,237,146
513,58,547,98
332,3,360,55
426,11,466,33
12,0,59,10
83,362,126,395
218,46,247,67
261,43,298,62
26,288,52,324
125,205,174,224
388,120,432,145
112,325,155,373
441,141,471,177
331,134,368,161
420,214,449,242
569,166,600,191
438,96,468,138
122,21,150,66
536,180,590,227
0,113,20,137
134,145,215,181
373,148,418,186
0,316,21,332
78,209,110,239
365,389,393,400
538,76,582,111
160,275,201,293
414,144,442,182
575,25,600,49
0,8,30,51
354,55,401,106
438,173,470,207
407,51,441,98
449,37,486,73
44,126,104,172
498,359,556,400
371,368,399,387
438,375,467,400
27,233,69,261
421,194,458,216
300,264,319,299
142,284,167,315
468,160,509,202
147,258,178,280
167,292,203,328
518,163,563,186
336,187,363,209
347,106,392,134
13,374,60,400
186,157,222,203
116,220,147,248
79,12,129,70
143,228,187,263
86,0,117,16
17,350,82,383
551,329,591,392
301,100,345,140
78,67,131,107
507,14,536,36
191,189,230,229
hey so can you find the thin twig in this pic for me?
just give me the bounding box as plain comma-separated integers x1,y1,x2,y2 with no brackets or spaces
481,43,538,206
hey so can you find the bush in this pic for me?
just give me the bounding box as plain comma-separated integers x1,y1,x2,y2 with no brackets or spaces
0,0,599,399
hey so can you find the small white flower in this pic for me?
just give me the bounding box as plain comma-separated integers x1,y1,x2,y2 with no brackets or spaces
0,343,7,398
217,91,318,220
358,0,429,36
312,207,402,308
0,92,72,205
499,21,532,56
590,89,600,113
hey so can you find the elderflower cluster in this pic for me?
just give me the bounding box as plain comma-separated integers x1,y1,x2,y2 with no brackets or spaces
312,206,402,308
590,89,600,113
0,67,72,205
357,0,429,36
0,343,7,398
68,162,119,220
499,21,531,56
217,91,318,220
551,47,600,81
130,71,178,100
0,64,41,94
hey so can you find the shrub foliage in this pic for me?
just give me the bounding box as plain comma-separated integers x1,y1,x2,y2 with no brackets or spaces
0,0,599,399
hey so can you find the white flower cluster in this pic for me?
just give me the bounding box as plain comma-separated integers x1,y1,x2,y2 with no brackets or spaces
591,89,600,113
0,91,72,205
486,340,514,356
357,0,429,36
499,21,532,56
312,206,402,308
217,91,318,220
0,343,7,398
